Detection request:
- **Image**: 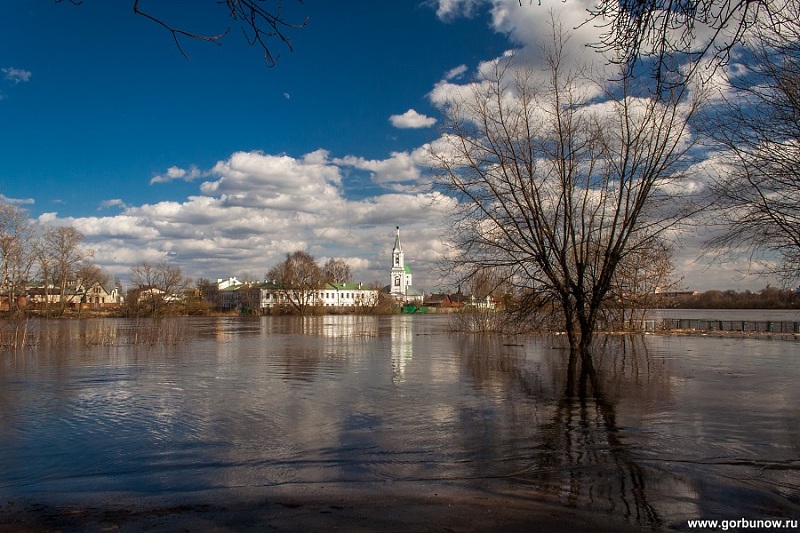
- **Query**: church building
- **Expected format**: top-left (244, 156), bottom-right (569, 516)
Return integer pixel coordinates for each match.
top-left (388, 226), bottom-right (424, 302)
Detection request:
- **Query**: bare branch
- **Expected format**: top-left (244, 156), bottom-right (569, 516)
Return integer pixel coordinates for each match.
top-left (58, 1), bottom-right (308, 66)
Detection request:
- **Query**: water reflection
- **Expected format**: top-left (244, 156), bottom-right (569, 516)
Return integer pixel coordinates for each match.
top-left (0, 317), bottom-right (797, 529)
top-left (391, 316), bottom-right (414, 384)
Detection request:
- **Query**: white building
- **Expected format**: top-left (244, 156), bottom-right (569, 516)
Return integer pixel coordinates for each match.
top-left (388, 226), bottom-right (424, 303)
top-left (231, 281), bottom-right (379, 313)
top-left (318, 282), bottom-right (379, 308)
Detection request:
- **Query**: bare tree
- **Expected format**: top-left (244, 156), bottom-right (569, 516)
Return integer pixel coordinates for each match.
top-left (430, 27), bottom-right (700, 355)
top-left (130, 260), bottom-right (191, 316)
top-left (602, 237), bottom-right (678, 330)
top-left (323, 258), bottom-right (352, 284)
top-left (43, 226), bottom-right (92, 314)
top-left (31, 231), bottom-right (56, 315)
top-left (703, 7), bottom-right (800, 283)
top-left (267, 250), bottom-right (323, 315)
top-left (56, 0), bottom-right (307, 66)
top-left (0, 203), bottom-right (35, 315)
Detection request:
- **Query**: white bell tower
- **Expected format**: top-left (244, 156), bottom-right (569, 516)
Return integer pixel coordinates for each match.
top-left (390, 226), bottom-right (412, 297)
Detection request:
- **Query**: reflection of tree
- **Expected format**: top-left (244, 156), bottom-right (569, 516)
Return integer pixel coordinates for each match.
top-left (459, 334), bottom-right (683, 529)
top-left (547, 346), bottom-right (660, 525)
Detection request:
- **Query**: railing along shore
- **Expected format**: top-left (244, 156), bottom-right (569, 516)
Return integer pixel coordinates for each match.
top-left (633, 318), bottom-right (800, 334)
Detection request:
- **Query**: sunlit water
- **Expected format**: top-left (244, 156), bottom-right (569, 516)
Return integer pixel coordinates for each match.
top-left (0, 315), bottom-right (798, 529)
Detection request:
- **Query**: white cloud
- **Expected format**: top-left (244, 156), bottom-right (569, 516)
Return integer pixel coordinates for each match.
top-left (2, 67), bottom-right (32, 84)
top-left (334, 146), bottom-right (433, 188)
top-left (0, 194), bottom-right (34, 206)
top-left (43, 150), bottom-right (453, 289)
top-left (430, 0), bottom-right (484, 20)
top-left (444, 64), bottom-right (468, 81)
top-left (150, 165), bottom-right (204, 184)
top-left (99, 198), bottom-right (127, 210)
top-left (389, 109), bottom-right (437, 129)
top-left (201, 149), bottom-right (343, 213)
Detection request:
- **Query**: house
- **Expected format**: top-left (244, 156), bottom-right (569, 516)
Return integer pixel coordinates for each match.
top-left (233, 280), bottom-right (380, 314)
top-left (218, 283), bottom-right (245, 310)
top-left (26, 280), bottom-right (123, 310)
top-left (136, 286), bottom-right (165, 302)
top-left (318, 282), bottom-right (379, 308)
top-left (424, 293), bottom-right (454, 308)
top-left (217, 277), bottom-right (242, 290)
top-left (26, 286), bottom-right (64, 308)
top-left (80, 281), bottom-right (124, 308)
top-left (0, 293), bottom-right (27, 312)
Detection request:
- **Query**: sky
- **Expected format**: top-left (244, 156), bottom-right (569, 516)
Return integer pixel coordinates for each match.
top-left (0, 0), bottom-right (777, 292)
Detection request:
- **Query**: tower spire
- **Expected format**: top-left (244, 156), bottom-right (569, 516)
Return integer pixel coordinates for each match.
top-left (393, 225), bottom-right (402, 252)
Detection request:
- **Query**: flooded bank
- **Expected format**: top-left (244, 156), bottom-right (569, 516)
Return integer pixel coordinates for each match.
top-left (0, 316), bottom-right (797, 530)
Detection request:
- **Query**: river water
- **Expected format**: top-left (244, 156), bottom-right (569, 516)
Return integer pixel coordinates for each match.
top-left (0, 315), bottom-right (797, 530)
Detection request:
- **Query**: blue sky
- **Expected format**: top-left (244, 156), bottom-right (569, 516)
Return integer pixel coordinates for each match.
top-left (0, 1), bottom-right (775, 291)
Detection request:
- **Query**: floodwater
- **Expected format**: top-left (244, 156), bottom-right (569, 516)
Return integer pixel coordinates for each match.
top-left (0, 315), bottom-right (798, 530)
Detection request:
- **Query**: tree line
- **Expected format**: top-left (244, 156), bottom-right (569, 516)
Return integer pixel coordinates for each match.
top-left (0, 206), bottom-right (384, 318)
top-left (658, 287), bottom-right (800, 310)
top-left (123, 250), bottom-right (390, 318)
top-left (0, 203), bottom-right (106, 316)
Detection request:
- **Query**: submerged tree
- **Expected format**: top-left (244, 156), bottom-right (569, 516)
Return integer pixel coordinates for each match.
top-left (430, 25), bottom-right (701, 355)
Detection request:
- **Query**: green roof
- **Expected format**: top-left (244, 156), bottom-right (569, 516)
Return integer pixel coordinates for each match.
top-left (403, 265), bottom-right (412, 274)
top-left (326, 282), bottom-right (371, 290)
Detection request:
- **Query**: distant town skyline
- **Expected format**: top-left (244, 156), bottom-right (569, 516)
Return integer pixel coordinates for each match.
top-left (0, 1), bottom-right (780, 291)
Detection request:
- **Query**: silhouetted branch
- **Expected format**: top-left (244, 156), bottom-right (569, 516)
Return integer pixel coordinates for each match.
top-left (60, 0), bottom-right (307, 66)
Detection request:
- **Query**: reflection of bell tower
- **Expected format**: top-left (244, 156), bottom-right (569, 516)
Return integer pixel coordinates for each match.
top-left (390, 226), bottom-right (412, 297)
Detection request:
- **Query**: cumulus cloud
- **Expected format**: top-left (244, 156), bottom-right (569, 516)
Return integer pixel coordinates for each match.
top-left (45, 150), bottom-right (453, 288)
top-left (201, 149), bottom-right (343, 213)
top-left (389, 109), bottom-right (437, 129)
top-left (334, 146), bottom-right (433, 189)
top-left (428, 0), bottom-right (611, 103)
top-left (2, 67), bottom-right (32, 84)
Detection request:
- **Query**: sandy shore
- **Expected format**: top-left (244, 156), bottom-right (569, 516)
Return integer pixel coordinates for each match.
top-left (0, 483), bottom-right (653, 532)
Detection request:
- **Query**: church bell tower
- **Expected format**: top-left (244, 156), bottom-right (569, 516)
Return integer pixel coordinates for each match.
top-left (390, 226), bottom-right (412, 297)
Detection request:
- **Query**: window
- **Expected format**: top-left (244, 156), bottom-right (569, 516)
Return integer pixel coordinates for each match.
top-left (394, 276), bottom-right (400, 287)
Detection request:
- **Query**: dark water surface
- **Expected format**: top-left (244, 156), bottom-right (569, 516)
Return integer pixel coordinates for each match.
top-left (0, 316), bottom-right (798, 529)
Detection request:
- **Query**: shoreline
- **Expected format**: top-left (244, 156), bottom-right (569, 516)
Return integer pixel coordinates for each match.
top-left (0, 483), bottom-right (656, 532)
